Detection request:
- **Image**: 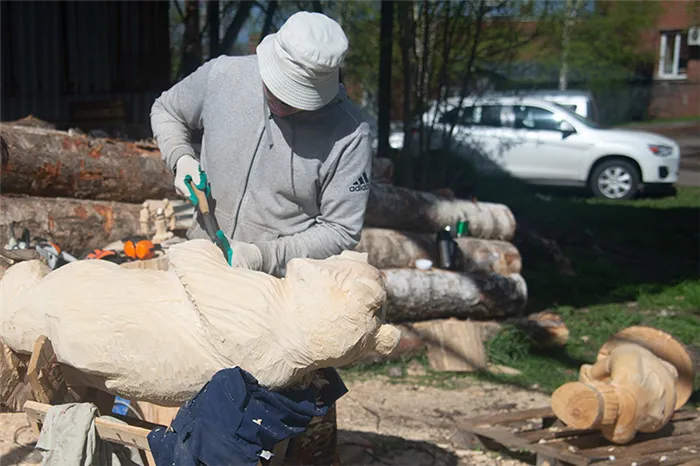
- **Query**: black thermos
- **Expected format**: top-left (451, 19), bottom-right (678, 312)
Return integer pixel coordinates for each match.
top-left (436, 226), bottom-right (455, 270)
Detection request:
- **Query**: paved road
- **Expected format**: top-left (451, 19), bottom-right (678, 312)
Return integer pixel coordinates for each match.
top-left (677, 134), bottom-right (700, 187)
top-left (628, 121), bottom-right (700, 187)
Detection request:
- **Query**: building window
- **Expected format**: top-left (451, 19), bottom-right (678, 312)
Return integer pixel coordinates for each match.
top-left (658, 30), bottom-right (689, 79)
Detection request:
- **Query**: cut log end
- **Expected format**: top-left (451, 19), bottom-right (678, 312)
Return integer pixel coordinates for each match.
top-left (551, 382), bottom-right (605, 429)
top-left (551, 381), bottom-right (619, 430)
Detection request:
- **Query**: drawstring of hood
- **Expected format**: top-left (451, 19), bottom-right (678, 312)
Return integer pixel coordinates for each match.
top-left (262, 92), bottom-right (274, 150)
top-left (290, 118), bottom-right (298, 202)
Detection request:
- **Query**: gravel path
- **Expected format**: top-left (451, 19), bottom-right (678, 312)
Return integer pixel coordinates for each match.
top-left (1, 376), bottom-right (549, 466)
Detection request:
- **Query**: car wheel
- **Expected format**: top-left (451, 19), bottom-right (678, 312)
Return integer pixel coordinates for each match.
top-left (590, 159), bottom-right (640, 200)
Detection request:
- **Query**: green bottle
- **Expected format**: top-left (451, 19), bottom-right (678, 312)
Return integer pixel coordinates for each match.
top-left (456, 220), bottom-right (469, 237)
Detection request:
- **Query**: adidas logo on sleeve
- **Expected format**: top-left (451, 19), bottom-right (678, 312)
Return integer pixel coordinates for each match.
top-left (349, 171), bottom-right (370, 192)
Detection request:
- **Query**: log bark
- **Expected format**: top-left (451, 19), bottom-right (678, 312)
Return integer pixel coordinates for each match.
top-left (381, 268), bottom-right (527, 322)
top-left (365, 182), bottom-right (517, 240)
top-left (0, 195), bottom-right (142, 257)
top-left (355, 227), bottom-right (521, 275)
top-left (0, 124), bottom-right (176, 202)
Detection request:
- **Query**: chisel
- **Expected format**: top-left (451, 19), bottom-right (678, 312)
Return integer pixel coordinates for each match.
top-left (184, 169), bottom-right (233, 265)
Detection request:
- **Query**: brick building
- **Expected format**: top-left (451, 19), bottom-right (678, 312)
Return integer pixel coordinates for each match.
top-left (647, 0), bottom-right (700, 119)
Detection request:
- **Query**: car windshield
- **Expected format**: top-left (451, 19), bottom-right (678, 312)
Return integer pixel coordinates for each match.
top-left (552, 102), bottom-right (601, 128)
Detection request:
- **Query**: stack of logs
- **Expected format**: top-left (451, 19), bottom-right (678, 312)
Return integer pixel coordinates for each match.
top-left (1, 121), bottom-right (529, 369)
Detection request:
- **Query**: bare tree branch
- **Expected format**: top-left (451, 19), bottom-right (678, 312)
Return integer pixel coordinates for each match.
top-left (259, 0), bottom-right (278, 43)
top-left (172, 0), bottom-right (185, 21)
top-left (219, 1), bottom-right (255, 55)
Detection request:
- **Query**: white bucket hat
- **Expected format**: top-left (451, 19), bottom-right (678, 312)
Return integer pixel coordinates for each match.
top-left (256, 11), bottom-right (349, 112)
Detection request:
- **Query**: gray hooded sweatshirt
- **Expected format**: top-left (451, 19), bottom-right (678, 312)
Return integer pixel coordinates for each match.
top-left (150, 55), bottom-right (372, 277)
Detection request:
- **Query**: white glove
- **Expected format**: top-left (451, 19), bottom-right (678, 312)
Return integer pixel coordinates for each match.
top-left (228, 241), bottom-right (263, 271)
top-left (174, 154), bottom-right (202, 197)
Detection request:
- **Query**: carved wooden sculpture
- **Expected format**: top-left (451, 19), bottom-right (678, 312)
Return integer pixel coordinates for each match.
top-left (0, 240), bottom-right (400, 405)
top-left (152, 207), bottom-right (174, 244)
top-left (551, 326), bottom-right (695, 444)
top-left (162, 198), bottom-right (176, 231)
top-left (139, 201), bottom-right (152, 236)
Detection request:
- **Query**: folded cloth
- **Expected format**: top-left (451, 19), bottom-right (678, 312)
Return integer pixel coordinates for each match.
top-left (35, 402), bottom-right (144, 466)
top-left (147, 367), bottom-right (347, 466)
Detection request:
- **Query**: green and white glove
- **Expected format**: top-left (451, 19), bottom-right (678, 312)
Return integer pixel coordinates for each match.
top-left (173, 154), bottom-right (202, 197)
top-left (228, 241), bottom-right (263, 271)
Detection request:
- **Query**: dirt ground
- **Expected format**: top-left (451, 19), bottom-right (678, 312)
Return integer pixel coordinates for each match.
top-left (0, 376), bottom-right (549, 466)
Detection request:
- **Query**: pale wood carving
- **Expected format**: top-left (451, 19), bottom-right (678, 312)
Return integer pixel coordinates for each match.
top-left (162, 198), bottom-right (176, 231)
top-left (551, 326), bottom-right (695, 444)
top-left (151, 207), bottom-right (174, 244)
top-left (0, 240), bottom-right (400, 406)
top-left (139, 201), bottom-right (152, 236)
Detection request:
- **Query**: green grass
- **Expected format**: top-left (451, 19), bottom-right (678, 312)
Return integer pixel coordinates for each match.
top-left (486, 281), bottom-right (700, 393)
top-left (342, 178), bottom-right (700, 406)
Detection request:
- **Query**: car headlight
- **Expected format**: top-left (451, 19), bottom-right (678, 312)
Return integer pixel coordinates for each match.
top-left (648, 144), bottom-right (673, 157)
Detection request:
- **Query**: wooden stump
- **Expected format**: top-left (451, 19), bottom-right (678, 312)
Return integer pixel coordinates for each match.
top-left (413, 319), bottom-right (487, 372)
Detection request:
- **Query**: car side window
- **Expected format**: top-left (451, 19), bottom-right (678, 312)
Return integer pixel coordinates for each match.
top-left (473, 105), bottom-right (503, 127)
top-left (439, 108), bottom-right (461, 126)
top-left (514, 105), bottom-right (561, 131)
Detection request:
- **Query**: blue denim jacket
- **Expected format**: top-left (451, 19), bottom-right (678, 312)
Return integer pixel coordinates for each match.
top-left (147, 367), bottom-right (347, 466)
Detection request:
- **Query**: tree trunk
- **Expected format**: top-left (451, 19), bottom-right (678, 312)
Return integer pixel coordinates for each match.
top-left (180, 0), bottom-right (202, 79)
top-left (382, 268), bottom-right (527, 322)
top-left (259, 0), bottom-right (278, 43)
top-left (397, 1), bottom-right (415, 187)
top-left (219, 1), bottom-right (254, 55)
top-left (355, 228), bottom-right (521, 275)
top-left (366, 182), bottom-right (517, 240)
top-left (208, 0), bottom-right (220, 57)
top-left (377, 0), bottom-right (394, 159)
top-left (0, 195), bottom-right (142, 257)
top-left (0, 124), bottom-right (176, 202)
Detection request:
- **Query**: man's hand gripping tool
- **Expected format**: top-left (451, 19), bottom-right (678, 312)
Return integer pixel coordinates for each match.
top-left (184, 168), bottom-right (233, 265)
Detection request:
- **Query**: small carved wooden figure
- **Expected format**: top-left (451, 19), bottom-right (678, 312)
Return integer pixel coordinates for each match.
top-left (551, 326), bottom-right (694, 444)
top-left (152, 207), bottom-right (174, 244)
top-left (162, 198), bottom-right (175, 231)
top-left (139, 202), bottom-right (151, 236)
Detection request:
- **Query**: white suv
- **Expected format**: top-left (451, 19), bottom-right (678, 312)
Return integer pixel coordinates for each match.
top-left (394, 96), bottom-right (680, 200)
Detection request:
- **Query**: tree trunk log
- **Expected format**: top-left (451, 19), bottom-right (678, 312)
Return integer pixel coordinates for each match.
top-left (381, 268), bottom-right (527, 322)
top-left (0, 124), bottom-right (176, 203)
top-left (365, 182), bottom-right (516, 240)
top-left (355, 227), bottom-right (521, 275)
top-left (0, 195), bottom-right (142, 257)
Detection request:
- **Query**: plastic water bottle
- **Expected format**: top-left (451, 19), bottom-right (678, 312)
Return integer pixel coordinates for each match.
top-left (112, 396), bottom-right (131, 416)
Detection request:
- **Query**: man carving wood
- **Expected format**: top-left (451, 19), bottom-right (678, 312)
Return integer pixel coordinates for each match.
top-left (150, 11), bottom-right (373, 277)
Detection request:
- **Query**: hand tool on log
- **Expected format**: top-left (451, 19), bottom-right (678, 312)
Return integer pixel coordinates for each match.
top-left (185, 168), bottom-right (233, 265)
